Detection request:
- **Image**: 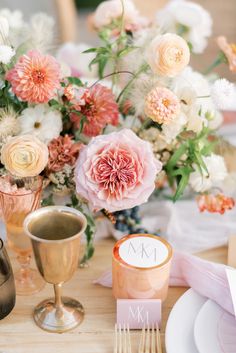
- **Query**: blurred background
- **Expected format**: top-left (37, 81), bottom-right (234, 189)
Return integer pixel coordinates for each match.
top-left (0, 0), bottom-right (235, 79)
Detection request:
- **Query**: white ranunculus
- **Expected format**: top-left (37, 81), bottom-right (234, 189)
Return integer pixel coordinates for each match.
top-left (0, 44), bottom-right (15, 64)
top-left (156, 0), bottom-right (212, 54)
top-left (0, 16), bottom-right (9, 42)
top-left (189, 154), bottom-right (228, 192)
top-left (19, 105), bottom-right (62, 144)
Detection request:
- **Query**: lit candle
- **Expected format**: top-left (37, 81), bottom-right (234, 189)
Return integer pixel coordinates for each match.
top-left (112, 234), bottom-right (172, 301)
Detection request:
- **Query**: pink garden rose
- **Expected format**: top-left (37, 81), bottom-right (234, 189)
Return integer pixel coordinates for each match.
top-left (75, 129), bottom-right (162, 212)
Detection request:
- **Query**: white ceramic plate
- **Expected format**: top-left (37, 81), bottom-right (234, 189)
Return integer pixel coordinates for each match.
top-left (194, 299), bottom-right (236, 353)
top-left (165, 289), bottom-right (206, 353)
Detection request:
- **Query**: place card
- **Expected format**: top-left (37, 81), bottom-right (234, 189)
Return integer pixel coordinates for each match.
top-left (226, 268), bottom-right (236, 317)
top-left (117, 299), bottom-right (162, 329)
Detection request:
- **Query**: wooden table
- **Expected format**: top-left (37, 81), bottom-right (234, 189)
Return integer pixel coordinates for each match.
top-left (0, 239), bottom-right (228, 353)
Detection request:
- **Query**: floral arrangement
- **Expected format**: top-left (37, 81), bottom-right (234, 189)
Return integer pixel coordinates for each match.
top-left (0, 1), bottom-right (235, 261)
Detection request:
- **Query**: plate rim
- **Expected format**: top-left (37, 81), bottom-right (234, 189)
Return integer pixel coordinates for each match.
top-left (165, 288), bottom-right (207, 353)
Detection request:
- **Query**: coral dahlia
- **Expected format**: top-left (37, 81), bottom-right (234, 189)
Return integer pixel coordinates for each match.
top-left (5, 50), bottom-right (61, 103)
top-left (70, 84), bottom-right (119, 137)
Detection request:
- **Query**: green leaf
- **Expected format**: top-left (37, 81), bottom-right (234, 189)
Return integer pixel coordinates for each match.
top-left (166, 143), bottom-right (188, 171)
top-left (41, 194), bottom-right (54, 207)
top-left (98, 56), bottom-right (108, 78)
top-left (177, 23), bottom-right (189, 36)
top-left (172, 166), bottom-right (192, 201)
top-left (67, 76), bottom-right (83, 86)
top-left (73, 115), bottom-right (87, 137)
top-left (83, 48), bottom-right (98, 53)
top-left (117, 46), bottom-right (137, 57)
top-left (49, 99), bottom-right (60, 108)
top-left (88, 56), bottom-right (101, 70)
top-left (201, 140), bottom-right (218, 156)
top-left (193, 150), bottom-right (208, 174)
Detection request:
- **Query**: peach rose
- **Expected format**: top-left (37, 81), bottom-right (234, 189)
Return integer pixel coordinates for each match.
top-left (217, 36), bottom-right (236, 73)
top-left (146, 33), bottom-right (190, 77)
top-left (1, 135), bottom-right (48, 177)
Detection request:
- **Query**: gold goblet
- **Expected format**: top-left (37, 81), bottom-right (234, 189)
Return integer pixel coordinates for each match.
top-left (23, 206), bottom-right (87, 333)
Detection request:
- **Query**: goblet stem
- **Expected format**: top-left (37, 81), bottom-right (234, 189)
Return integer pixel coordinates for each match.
top-left (54, 283), bottom-right (63, 308)
top-left (17, 255), bottom-right (31, 280)
top-left (54, 283), bottom-right (65, 320)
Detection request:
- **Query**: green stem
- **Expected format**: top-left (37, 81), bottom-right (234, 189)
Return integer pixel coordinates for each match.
top-left (120, 0), bottom-right (125, 34)
top-left (112, 0), bottom-right (125, 90)
top-left (89, 71), bottom-right (135, 88)
top-left (204, 52), bottom-right (227, 75)
top-left (116, 63), bottom-right (149, 103)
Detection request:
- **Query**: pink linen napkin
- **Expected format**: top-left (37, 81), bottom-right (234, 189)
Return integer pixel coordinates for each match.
top-left (94, 251), bottom-right (235, 316)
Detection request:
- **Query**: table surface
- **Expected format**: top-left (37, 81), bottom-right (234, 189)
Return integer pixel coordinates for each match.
top-left (0, 238), bottom-right (228, 353)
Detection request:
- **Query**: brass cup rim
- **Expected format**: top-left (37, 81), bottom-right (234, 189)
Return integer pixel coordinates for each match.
top-left (23, 205), bottom-right (87, 244)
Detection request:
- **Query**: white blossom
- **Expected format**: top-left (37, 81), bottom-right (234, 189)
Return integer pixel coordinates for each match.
top-left (156, 0), bottom-right (212, 53)
top-left (57, 42), bottom-right (97, 78)
top-left (19, 105), bottom-right (62, 144)
top-left (28, 13), bottom-right (55, 53)
top-left (0, 108), bottom-right (20, 140)
top-left (172, 67), bottom-right (222, 131)
top-left (93, 0), bottom-right (139, 29)
top-left (161, 113), bottom-right (187, 143)
top-left (211, 79), bottom-right (236, 110)
top-left (0, 9), bottom-right (23, 29)
top-left (0, 16), bottom-right (9, 43)
top-left (0, 8), bottom-right (28, 47)
top-left (189, 154), bottom-right (228, 192)
top-left (0, 44), bottom-right (15, 64)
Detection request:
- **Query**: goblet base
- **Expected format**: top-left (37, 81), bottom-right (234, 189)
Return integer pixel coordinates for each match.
top-left (15, 268), bottom-right (45, 296)
top-left (33, 296), bottom-right (84, 333)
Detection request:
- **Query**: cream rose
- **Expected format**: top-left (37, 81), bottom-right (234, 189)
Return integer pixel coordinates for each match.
top-left (146, 33), bottom-right (190, 77)
top-left (1, 135), bottom-right (49, 177)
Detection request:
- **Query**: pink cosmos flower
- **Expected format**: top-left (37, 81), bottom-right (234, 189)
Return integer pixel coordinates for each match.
top-left (5, 50), bottom-right (61, 103)
top-left (47, 135), bottom-right (82, 172)
top-left (75, 129), bottom-right (162, 212)
top-left (70, 84), bottom-right (119, 137)
top-left (144, 86), bottom-right (180, 124)
top-left (197, 193), bottom-right (235, 214)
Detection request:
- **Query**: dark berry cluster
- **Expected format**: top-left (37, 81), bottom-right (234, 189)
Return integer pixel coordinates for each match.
top-left (113, 206), bottom-right (149, 234)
